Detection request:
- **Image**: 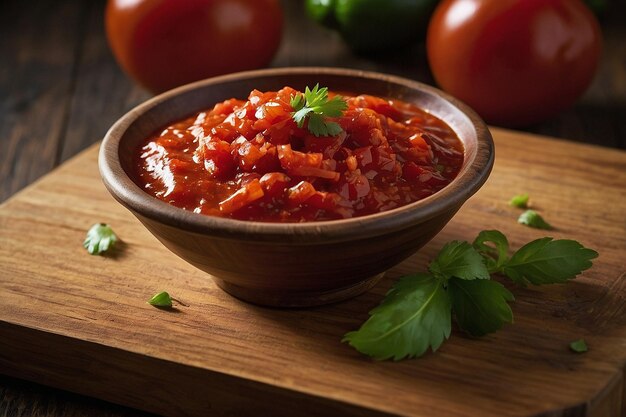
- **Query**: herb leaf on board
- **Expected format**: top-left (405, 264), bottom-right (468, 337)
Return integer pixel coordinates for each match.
top-left (343, 273), bottom-right (451, 360)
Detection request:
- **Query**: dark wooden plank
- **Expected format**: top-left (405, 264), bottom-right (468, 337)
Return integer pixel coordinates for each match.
top-left (0, 0), bottom-right (88, 201)
top-left (0, 375), bottom-right (155, 417)
top-left (59, 1), bottom-right (150, 163)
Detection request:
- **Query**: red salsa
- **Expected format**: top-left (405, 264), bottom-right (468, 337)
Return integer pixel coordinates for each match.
top-left (135, 87), bottom-right (464, 222)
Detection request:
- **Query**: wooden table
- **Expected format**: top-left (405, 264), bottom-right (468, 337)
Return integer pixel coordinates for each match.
top-left (1, 0), bottom-right (624, 416)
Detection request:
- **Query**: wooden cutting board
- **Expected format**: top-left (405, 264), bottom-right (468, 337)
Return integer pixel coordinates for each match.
top-left (1, 128), bottom-right (625, 417)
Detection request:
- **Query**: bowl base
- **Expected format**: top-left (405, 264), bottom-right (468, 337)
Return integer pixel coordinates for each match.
top-left (212, 273), bottom-right (386, 308)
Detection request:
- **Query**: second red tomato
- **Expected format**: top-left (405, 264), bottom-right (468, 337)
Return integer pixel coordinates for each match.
top-left (427, 0), bottom-right (602, 127)
top-left (106, 0), bottom-right (283, 93)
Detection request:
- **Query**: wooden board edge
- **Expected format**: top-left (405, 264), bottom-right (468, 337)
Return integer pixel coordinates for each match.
top-left (489, 127), bottom-right (626, 154)
top-left (588, 370), bottom-right (624, 417)
top-left (0, 321), bottom-right (395, 417)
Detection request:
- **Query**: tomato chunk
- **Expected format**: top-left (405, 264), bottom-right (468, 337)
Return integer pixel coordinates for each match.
top-left (219, 179), bottom-right (264, 215)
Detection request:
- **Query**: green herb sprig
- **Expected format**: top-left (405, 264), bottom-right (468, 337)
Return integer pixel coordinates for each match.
top-left (343, 230), bottom-right (597, 360)
top-left (83, 223), bottom-right (118, 255)
top-left (518, 209), bottom-right (553, 230)
top-left (510, 194), bottom-right (529, 208)
top-left (291, 84), bottom-right (348, 137)
top-left (569, 338), bottom-right (588, 353)
top-left (148, 291), bottom-right (173, 308)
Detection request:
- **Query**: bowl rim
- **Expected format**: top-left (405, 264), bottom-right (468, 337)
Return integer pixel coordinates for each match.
top-left (99, 67), bottom-right (494, 243)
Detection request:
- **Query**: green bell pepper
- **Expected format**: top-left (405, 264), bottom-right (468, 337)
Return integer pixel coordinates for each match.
top-left (582, 0), bottom-right (610, 17)
top-left (306, 0), bottom-right (440, 52)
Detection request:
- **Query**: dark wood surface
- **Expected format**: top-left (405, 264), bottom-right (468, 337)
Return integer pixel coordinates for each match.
top-left (1, 131), bottom-right (625, 417)
top-left (0, 0), bottom-right (624, 416)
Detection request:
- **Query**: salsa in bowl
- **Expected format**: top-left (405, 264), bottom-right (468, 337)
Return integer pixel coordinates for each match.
top-left (136, 87), bottom-right (464, 222)
top-left (100, 68), bottom-right (493, 307)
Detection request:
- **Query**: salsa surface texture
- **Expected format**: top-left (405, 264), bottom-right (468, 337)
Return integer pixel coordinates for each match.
top-left (135, 87), bottom-right (463, 222)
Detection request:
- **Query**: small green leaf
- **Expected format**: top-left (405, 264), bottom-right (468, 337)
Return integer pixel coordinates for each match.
top-left (317, 95), bottom-right (349, 117)
top-left (290, 93), bottom-right (305, 111)
top-left (510, 194), bottom-right (529, 208)
top-left (307, 113), bottom-right (327, 136)
top-left (292, 107), bottom-right (313, 127)
top-left (428, 241), bottom-right (490, 281)
top-left (291, 84), bottom-right (348, 137)
top-left (502, 238), bottom-right (598, 286)
top-left (343, 273), bottom-right (451, 360)
top-left (473, 230), bottom-right (510, 273)
top-left (324, 121), bottom-right (343, 136)
top-left (449, 278), bottom-right (514, 336)
top-left (518, 210), bottom-right (553, 229)
top-left (569, 339), bottom-right (588, 353)
top-left (148, 291), bottom-right (173, 308)
top-left (83, 223), bottom-right (118, 255)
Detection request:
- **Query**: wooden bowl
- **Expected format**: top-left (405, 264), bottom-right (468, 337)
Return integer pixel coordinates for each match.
top-left (99, 67), bottom-right (494, 307)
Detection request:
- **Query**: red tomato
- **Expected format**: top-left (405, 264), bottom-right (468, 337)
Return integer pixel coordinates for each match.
top-left (426, 0), bottom-right (602, 127)
top-left (106, 0), bottom-right (283, 93)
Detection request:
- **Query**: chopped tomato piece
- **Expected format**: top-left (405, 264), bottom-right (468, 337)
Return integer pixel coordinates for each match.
top-left (304, 132), bottom-right (346, 158)
top-left (350, 95), bottom-right (403, 121)
top-left (346, 155), bottom-right (358, 171)
top-left (196, 140), bottom-right (235, 180)
top-left (287, 181), bottom-right (317, 206)
top-left (168, 158), bottom-right (196, 174)
top-left (260, 172), bottom-right (290, 198)
top-left (219, 179), bottom-right (264, 214)
top-left (306, 191), bottom-right (343, 211)
top-left (289, 166), bottom-right (340, 181)
top-left (277, 144), bottom-right (323, 171)
top-left (338, 170), bottom-right (371, 200)
top-left (212, 99), bottom-right (245, 115)
top-left (265, 118), bottom-right (298, 145)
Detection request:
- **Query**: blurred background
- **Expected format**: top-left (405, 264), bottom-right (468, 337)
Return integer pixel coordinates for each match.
top-left (1, 0), bottom-right (625, 205)
top-left (0, 0), bottom-right (625, 415)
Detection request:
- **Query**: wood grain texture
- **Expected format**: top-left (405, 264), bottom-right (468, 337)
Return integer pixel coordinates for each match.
top-left (0, 374), bottom-right (155, 417)
top-left (0, 0), bottom-right (87, 202)
top-left (1, 129), bottom-right (625, 417)
top-left (59, 1), bottom-right (149, 163)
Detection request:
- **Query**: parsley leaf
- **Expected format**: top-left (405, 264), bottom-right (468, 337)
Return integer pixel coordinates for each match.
top-left (290, 92), bottom-right (305, 111)
top-left (428, 241), bottom-right (490, 281)
top-left (344, 231), bottom-right (597, 361)
top-left (307, 113), bottom-right (343, 137)
top-left (449, 278), bottom-right (514, 336)
top-left (501, 237), bottom-right (598, 285)
top-left (343, 273), bottom-right (451, 360)
top-left (83, 223), bottom-right (118, 255)
top-left (148, 291), bottom-right (173, 308)
top-left (473, 230), bottom-right (510, 273)
top-left (569, 338), bottom-right (588, 353)
top-left (510, 194), bottom-right (529, 208)
top-left (290, 84), bottom-right (348, 137)
top-left (518, 209), bottom-right (553, 229)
